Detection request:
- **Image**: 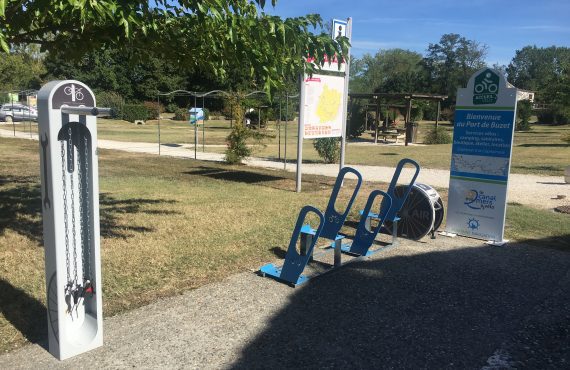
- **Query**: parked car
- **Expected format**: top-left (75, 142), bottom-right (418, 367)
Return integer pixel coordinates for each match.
top-left (0, 103), bottom-right (38, 122)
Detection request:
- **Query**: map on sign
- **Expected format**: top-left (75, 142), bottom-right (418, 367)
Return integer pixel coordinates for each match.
top-left (316, 85), bottom-right (342, 122)
top-left (303, 74), bottom-right (344, 139)
top-left (451, 154), bottom-right (509, 178)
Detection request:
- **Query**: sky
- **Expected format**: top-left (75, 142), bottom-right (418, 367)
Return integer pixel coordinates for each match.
top-left (266, 0), bottom-right (570, 66)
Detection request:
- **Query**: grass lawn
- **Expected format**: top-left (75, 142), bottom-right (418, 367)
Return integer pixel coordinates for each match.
top-left (1, 137), bottom-right (569, 353)
top-left (6, 118), bottom-right (569, 176)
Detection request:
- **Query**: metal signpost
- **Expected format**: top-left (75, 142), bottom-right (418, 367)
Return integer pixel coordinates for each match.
top-left (444, 69), bottom-right (518, 245)
top-left (296, 17), bottom-right (352, 192)
top-left (38, 80), bottom-right (108, 360)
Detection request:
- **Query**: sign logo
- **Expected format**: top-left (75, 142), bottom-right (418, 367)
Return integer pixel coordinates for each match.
top-left (464, 189), bottom-right (496, 210)
top-left (467, 218), bottom-right (480, 230)
top-left (473, 69), bottom-right (499, 105)
top-left (332, 19), bottom-right (347, 40)
top-left (64, 84), bottom-right (84, 102)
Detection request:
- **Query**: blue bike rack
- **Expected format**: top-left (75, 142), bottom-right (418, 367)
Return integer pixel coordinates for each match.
top-left (342, 190), bottom-right (393, 257)
top-left (361, 158), bottom-right (420, 248)
top-left (318, 166), bottom-right (362, 240)
top-left (259, 167), bottom-right (362, 287)
top-left (298, 166), bottom-right (362, 271)
top-left (259, 206), bottom-right (325, 286)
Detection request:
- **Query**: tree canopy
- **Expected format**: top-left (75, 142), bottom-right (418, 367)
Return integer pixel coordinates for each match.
top-left (423, 33), bottom-right (487, 98)
top-left (506, 46), bottom-right (570, 102)
top-left (351, 49), bottom-right (425, 94)
top-left (0, 0), bottom-right (347, 93)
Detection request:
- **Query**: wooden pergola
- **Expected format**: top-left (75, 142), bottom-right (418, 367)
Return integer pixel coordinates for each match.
top-left (349, 92), bottom-right (448, 146)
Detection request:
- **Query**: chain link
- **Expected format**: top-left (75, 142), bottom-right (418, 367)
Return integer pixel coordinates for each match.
top-left (60, 140), bottom-right (71, 285)
top-left (83, 136), bottom-right (92, 282)
top-left (68, 126), bottom-right (79, 286)
top-left (77, 133), bottom-right (85, 282)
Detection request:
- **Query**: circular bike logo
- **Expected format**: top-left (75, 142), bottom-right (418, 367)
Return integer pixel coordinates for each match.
top-left (64, 84), bottom-right (85, 102)
top-left (51, 82), bottom-right (94, 109)
top-left (473, 69), bottom-right (499, 105)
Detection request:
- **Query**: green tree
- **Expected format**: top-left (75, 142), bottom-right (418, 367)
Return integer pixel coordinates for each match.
top-left (423, 33), bottom-right (487, 98)
top-left (516, 100), bottom-right (532, 131)
top-left (313, 137), bottom-right (340, 163)
top-left (43, 47), bottom-right (189, 102)
top-left (350, 49), bottom-right (426, 94)
top-left (0, 45), bottom-right (45, 91)
top-left (506, 46), bottom-right (570, 104)
top-left (0, 1), bottom-right (347, 94)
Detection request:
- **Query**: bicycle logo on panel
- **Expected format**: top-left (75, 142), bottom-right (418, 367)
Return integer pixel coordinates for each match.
top-left (474, 72), bottom-right (498, 94)
top-left (473, 69), bottom-right (500, 105)
top-left (64, 84), bottom-right (85, 102)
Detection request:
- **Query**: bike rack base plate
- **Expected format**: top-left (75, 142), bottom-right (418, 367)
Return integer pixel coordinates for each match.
top-left (259, 263), bottom-right (309, 287)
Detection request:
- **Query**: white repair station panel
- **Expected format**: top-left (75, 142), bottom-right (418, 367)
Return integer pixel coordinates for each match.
top-left (38, 80), bottom-right (109, 360)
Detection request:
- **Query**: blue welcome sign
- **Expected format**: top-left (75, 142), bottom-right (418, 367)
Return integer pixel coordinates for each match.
top-left (446, 68), bottom-right (518, 243)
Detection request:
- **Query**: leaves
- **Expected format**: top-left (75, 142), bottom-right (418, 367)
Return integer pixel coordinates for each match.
top-left (0, 0), bottom-right (346, 95)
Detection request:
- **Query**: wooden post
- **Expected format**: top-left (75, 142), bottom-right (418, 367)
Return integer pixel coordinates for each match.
top-left (435, 100), bottom-right (441, 129)
top-left (405, 97), bottom-right (412, 146)
top-left (374, 98), bottom-right (380, 144)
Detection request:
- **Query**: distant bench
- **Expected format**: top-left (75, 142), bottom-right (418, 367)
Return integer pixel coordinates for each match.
top-left (376, 131), bottom-right (405, 143)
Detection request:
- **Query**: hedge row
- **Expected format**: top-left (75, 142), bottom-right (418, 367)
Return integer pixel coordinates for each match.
top-left (121, 104), bottom-right (149, 122)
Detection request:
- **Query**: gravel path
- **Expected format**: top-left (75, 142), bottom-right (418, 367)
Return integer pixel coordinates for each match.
top-left (2, 127), bottom-right (568, 210)
top-left (1, 236), bottom-right (569, 369)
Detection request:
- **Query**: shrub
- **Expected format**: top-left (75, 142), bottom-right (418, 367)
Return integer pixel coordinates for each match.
top-left (225, 93), bottom-right (250, 164)
top-left (348, 100), bottom-right (366, 138)
top-left (424, 127), bottom-right (452, 144)
top-left (422, 103), bottom-right (439, 121)
top-left (96, 91), bottom-right (124, 119)
top-left (411, 106), bottom-right (423, 121)
top-left (208, 110), bottom-right (223, 119)
top-left (121, 104), bottom-right (148, 122)
top-left (245, 110), bottom-right (266, 128)
top-left (225, 124), bottom-right (252, 164)
top-left (440, 107), bottom-right (455, 124)
top-left (166, 103), bottom-right (178, 113)
top-left (313, 137), bottom-right (341, 163)
top-left (278, 107), bottom-right (296, 121)
top-left (537, 106), bottom-right (570, 125)
top-left (143, 101), bottom-right (161, 120)
top-left (516, 99), bottom-right (532, 131)
top-left (173, 108), bottom-right (189, 121)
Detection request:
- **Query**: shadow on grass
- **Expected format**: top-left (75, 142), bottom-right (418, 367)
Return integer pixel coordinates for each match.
top-left (0, 176), bottom-right (179, 244)
top-left (235, 239), bottom-right (570, 368)
top-left (262, 156), bottom-right (325, 165)
top-left (536, 181), bottom-right (568, 185)
top-left (516, 234), bottom-right (570, 252)
top-left (0, 280), bottom-right (48, 350)
top-left (184, 166), bottom-right (285, 184)
top-left (517, 143), bottom-right (569, 148)
top-left (511, 165), bottom-right (561, 173)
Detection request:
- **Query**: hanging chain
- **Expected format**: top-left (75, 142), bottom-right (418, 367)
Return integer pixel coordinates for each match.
top-left (77, 135), bottom-right (85, 280)
top-left (68, 126), bottom-right (79, 288)
top-left (83, 136), bottom-right (92, 283)
top-left (60, 140), bottom-right (71, 285)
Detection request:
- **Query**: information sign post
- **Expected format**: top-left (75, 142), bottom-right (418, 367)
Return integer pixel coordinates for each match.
top-left (295, 18), bottom-right (351, 192)
top-left (445, 69), bottom-right (518, 244)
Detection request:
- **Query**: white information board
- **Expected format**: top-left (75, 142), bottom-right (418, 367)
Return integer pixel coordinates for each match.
top-left (302, 74), bottom-right (345, 139)
top-left (445, 68), bottom-right (518, 242)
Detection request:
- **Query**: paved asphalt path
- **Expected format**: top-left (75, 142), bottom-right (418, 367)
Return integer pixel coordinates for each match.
top-left (1, 235), bottom-right (569, 369)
